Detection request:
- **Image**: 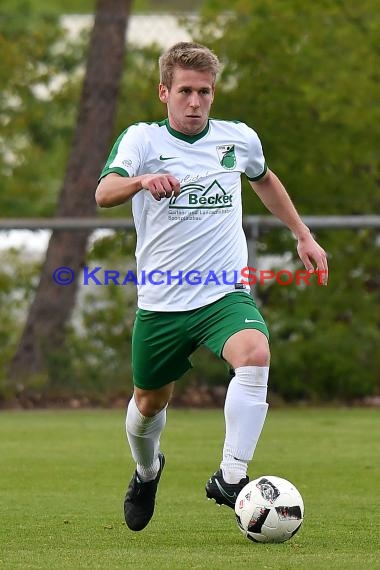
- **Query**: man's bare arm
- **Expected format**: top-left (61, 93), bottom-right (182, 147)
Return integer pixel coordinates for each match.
top-left (95, 172), bottom-right (181, 208)
top-left (250, 169), bottom-right (328, 284)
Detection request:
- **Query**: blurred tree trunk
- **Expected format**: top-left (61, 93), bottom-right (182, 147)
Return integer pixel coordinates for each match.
top-left (9, 0), bottom-right (132, 385)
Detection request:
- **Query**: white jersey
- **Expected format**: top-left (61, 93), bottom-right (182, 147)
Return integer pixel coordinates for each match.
top-left (100, 118), bottom-right (267, 311)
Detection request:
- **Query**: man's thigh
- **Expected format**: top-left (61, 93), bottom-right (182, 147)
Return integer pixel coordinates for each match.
top-left (188, 292), bottom-right (269, 358)
top-left (132, 309), bottom-right (195, 390)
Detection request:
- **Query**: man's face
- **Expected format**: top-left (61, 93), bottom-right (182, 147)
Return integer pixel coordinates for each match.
top-left (159, 67), bottom-right (215, 135)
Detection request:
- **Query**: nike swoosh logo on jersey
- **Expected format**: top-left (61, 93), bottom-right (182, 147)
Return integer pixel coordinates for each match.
top-left (215, 480), bottom-right (237, 502)
top-left (159, 155), bottom-right (177, 160)
top-left (245, 318), bottom-right (264, 324)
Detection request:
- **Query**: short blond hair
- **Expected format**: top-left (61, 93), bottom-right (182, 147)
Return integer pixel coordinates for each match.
top-left (159, 42), bottom-right (220, 89)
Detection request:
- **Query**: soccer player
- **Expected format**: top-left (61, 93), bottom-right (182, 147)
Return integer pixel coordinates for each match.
top-left (95, 42), bottom-right (328, 531)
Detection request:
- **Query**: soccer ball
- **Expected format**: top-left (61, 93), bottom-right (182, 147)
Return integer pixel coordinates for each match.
top-left (234, 475), bottom-right (304, 543)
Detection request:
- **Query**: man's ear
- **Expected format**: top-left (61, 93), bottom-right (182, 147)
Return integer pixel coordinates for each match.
top-left (159, 83), bottom-right (169, 103)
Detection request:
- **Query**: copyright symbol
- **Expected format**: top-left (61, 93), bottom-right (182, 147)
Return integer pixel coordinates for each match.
top-left (53, 267), bottom-right (75, 285)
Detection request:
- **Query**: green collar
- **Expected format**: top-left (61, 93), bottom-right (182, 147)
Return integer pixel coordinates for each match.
top-left (165, 118), bottom-right (210, 144)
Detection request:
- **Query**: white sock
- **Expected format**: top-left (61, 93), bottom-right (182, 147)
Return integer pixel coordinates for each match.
top-left (221, 366), bottom-right (269, 484)
top-left (126, 396), bottom-right (166, 482)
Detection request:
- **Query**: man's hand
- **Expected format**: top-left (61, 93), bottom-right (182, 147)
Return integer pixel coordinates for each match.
top-left (141, 173), bottom-right (181, 201)
top-left (297, 232), bottom-right (329, 285)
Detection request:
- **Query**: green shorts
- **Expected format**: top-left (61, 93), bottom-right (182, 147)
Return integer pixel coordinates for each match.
top-left (132, 291), bottom-right (269, 390)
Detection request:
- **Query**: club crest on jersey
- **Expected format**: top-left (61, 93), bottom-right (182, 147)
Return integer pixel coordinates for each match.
top-left (216, 144), bottom-right (236, 170)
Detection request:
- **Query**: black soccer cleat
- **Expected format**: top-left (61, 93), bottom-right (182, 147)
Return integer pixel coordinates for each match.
top-left (124, 452), bottom-right (165, 531)
top-left (205, 469), bottom-right (249, 509)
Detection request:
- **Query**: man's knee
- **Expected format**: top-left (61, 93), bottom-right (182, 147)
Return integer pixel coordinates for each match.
top-left (134, 385), bottom-right (173, 417)
top-left (223, 329), bottom-right (270, 368)
top-left (229, 346), bottom-right (270, 368)
top-left (240, 343), bottom-right (270, 367)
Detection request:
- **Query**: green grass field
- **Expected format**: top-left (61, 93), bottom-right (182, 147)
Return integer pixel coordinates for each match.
top-left (0, 408), bottom-right (379, 569)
